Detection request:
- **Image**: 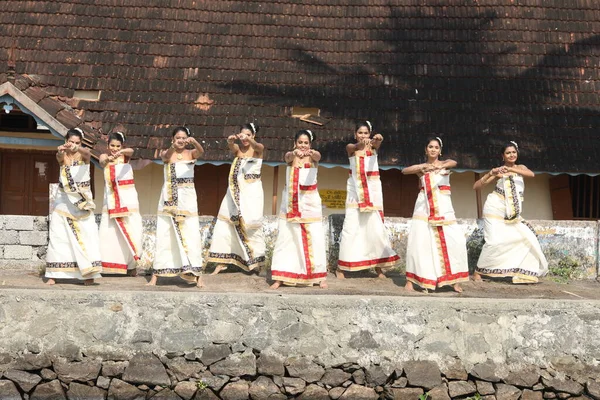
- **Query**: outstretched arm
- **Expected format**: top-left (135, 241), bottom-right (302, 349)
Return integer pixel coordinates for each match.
top-left (188, 137), bottom-right (205, 159)
top-left (227, 135), bottom-right (240, 155)
top-left (371, 134), bottom-right (383, 150)
top-left (508, 164), bottom-right (535, 178)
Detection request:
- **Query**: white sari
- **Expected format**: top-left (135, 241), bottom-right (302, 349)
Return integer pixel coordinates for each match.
top-left (405, 170), bottom-right (469, 289)
top-left (153, 161), bottom-right (203, 280)
top-left (208, 157), bottom-right (265, 270)
top-left (46, 162), bottom-right (102, 280)
top-left (271, 164), bottom-right (327, 285)
top-left (476, 174), bottom-right (548, 283)
top-left (99, 161), bottom-right (143, 274)
top-left (338, 151), bottom-right (399, 271)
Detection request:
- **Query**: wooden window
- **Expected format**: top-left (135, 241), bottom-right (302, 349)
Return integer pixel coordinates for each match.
top-left (569, 175), bottom-right (600, 220)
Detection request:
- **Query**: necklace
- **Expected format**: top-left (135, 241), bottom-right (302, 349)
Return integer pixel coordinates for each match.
top-left (177, 153), bottom-right (183, 160)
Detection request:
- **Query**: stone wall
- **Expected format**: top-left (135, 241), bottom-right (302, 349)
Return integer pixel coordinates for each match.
top-left (1, 214), bottom-right (598, 279)
top-left (0, 290), bottom-right (599, 399)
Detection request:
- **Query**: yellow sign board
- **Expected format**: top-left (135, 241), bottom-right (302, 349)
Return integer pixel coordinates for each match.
top-left (319, 189), bottom-right (347, 209)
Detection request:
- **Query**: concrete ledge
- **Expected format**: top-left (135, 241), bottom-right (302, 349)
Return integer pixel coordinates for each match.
top-left (0, 289), bottom-right (599, 372)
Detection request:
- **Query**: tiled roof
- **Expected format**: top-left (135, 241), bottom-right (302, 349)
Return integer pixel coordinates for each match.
top-left (0, 1), bottom-right (599, 172)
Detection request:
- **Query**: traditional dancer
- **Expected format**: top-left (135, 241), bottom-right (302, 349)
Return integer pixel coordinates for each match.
top-left (148, 127), bottom-right (205, 287)
top-left (46, 128), bottom-right (101, 285)
top-left (403, 137), bottom-right (469, 292)
top-left (270, 130), bottom-right (327, 289)
top-left (98, 132), bottom-right (142, 276)
top-left (207, 123), bottom-right (265, 274)
top-left (337, 121), bottom-right (399, 278)
top-left (474, 141), bottom-right (548, 283)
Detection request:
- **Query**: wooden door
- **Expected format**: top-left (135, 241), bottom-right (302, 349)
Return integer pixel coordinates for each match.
top-left (549, 175), bottom-right (574, 220)
top-left (0, 151), bottom-right (59, 216)
top-left (380, 169), bottom-right (419, 217)
top-left (194, 164), bottom-right (230, 216)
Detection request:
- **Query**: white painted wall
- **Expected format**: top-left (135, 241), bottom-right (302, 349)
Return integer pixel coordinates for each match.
top-left (92, 163), bottom-right (554, 220)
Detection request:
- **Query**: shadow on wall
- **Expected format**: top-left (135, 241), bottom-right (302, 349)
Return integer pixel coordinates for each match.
top-left (219, 6), bottom-right (600, 172)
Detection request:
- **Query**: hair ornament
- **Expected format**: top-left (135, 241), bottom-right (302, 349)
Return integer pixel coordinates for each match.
top-left (74, 127), bottom-right (84, 139)
top-left (365, 120), bottom-right (372, 132)
top-left (436, 136), bottom-right (443, 148)
top-left (115, 131), bottom-right (125, 142)
top-left (184, 127), bottom-right (191, 136)
top-left (248, 122), bottom-right (256, 135)
top-left (305, 129), bottom-right (313, 141)
top-left (509, 140), bottom-right (519, 150)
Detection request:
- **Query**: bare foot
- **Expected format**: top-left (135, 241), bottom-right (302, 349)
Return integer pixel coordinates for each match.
top-left (146, 274), bottom-right (157, 286)
top-left (453, 283), bottom-right (463, 293)
top-left (211, 264), bottom-right (228, 275)
top-left (269, 281), bottom-right (282, 289)
top-left (83, 279), bottom-right (94, 286)
top-left (335, 270), bottom-right (345, 279)
top-left (319, 281), bottom-right (328, 289)
top-left (472, 272), bottom-right (482, 282)
top-left (46, 278), bottom-right (56, 285)
top-left (375, 267), bottom-right (386, 278)
top-left (404, 281), bottom-right (415, 291)
top-left (196, 276), bottom-right (204, 288)
top-left (128, 269), bottom-right (138, 277)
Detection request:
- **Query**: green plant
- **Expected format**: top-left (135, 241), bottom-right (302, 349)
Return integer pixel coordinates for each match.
top-left (418, 392), bottom-right (430, 400)
top-left (196, 380), bottom-right (208, 391)
top-left (465, 393), bottom-right (482, 400)
top-left (548, 255), bottom-right (581, 283)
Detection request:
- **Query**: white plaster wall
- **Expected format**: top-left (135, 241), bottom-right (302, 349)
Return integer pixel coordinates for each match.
top-left (93, 164), bottom-right (553, 220)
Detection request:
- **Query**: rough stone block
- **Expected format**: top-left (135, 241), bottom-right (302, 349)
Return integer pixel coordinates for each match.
top-left (4, 216), bottom-right (34, 231)
top-left (365, 365), bottom-right (392, 387)
top-left (54, 358), bottom-right (101, 384)
top-left (19, 231), bottom-right (48, 246)
top-left (30, 379), bottom-right (66, 400)
top-left (67, 382), bottom-right (106, 400)
top-left (321, 369), bottom-right (352, 387)
top-left (166, 358), bottom-right (204, 381)
top-left (33, 217), bottom-right (49, 232)
top-left (4, 369), bottom-right (42, 393)
top-left (298, 383), bottom-right (330, 400)
top-left (174, 381), bottom-right (198, 400)
top-left (442, 361), bottom-right (468, 380)
top-left (286, 357), bottom-right (325, 383)
top-left (101, 361), bottom-right (128, 377)
top-left (194, 388), bottom-right (220, 400)
top-left (404, 360), bottom-right (442, 390)
top-left (199, 344), bottom-right (230, 366)
top-left (283, 377), bottom-right (306, 395)
top-left (198, 371), bottom-right (229, 391)
top-left (522, 389), bottom-right (544, 400)
top-left (248, 376), bottom-right (281, 400)
top-left (477, 380), bottom-right (496, 395)
top-left (107, 378), bottom-right (144, 399)
top-left (587, 380), bottom-right (600, 399)
top-left (257, 353), bottom-right (284, 376)
top-left (0, 380), bottom-right (21, 400)
top-left (429, 384), bottom-right (451, 400)
top-left (220, 381), bottom-right (250, 400)
top-left (97, 376), bottom-right (111, 389)
top-left (122, 354), bottom-right (170, 387)
top-left (388, 387), bottom-right (423, 400)
top-left (496, 383), bottom-right (522, 400)
top-left (14, 354), bottom-right (52, 371)
top-left (505, 366), bottom-right (541, 388)
top-left (210, 350), bottom-right (256, 377)
top-left (0, 231), bottom-right (18, 245)
top-left (41, 368), bottom-right (57, 381)
top-left (543, 378), bottom-right (585, 396)
top-left (448, 381), bottom-right (476, 398)
top-left (3, 245), bottom-right (32, 259)
top-left (471, 360), bottom-right (504, 382)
